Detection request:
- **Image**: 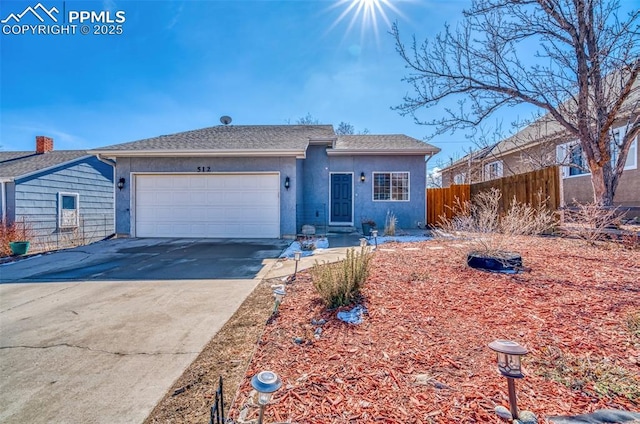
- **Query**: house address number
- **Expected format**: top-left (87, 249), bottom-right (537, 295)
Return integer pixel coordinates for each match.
top-left (197, 166), bottom-right (211, 172)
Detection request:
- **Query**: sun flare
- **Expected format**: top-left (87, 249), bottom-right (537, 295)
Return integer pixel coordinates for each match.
top-left (328, 0), bottom-right (405, 41)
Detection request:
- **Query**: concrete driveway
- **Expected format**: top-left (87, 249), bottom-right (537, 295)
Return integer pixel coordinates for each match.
top-left (0, 238), bottom-right (288, 424)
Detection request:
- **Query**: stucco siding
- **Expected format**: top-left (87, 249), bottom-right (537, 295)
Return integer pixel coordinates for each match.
top-left (302, 153), bottom-right (427, 231)
top-left (117, 156), bottom-right (297, 238)
top-left (13, 157), bottom-right (114, 249)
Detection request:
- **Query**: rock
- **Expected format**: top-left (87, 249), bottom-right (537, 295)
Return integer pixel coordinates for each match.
top-left (311, 318), bottom-right (327, 326)
top-left (301, 225), bottom-right (316, 235)
top-left (293, 337), bottom-right (304, 344)
top-left (518, 410), bottom-right (538, 424)
top-left (495, 405), bottom-right (513, 421)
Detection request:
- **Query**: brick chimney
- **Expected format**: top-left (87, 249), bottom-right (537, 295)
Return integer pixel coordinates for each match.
top-left (36, 136), bottom-right (54, 154)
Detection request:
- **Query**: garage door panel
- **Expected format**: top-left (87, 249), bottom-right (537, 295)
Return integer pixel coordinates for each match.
top-left (135, 174), bottom-right (280, 238)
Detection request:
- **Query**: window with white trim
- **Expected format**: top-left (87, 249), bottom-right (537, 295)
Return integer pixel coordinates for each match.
top-left (611, 129), bottom-right (637, 171)
top-left (557, 128), bottom-right (637, 179)
top-left (484, 161), bottom-right (503, 180)
top-left (58, 192), bottom-right (79, 228)
top-left (453, 173), bottom-right (466, 184)
top-left (373, 172), bottom-right (409, 201)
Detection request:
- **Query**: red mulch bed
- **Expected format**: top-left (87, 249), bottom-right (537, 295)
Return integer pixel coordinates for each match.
top-left (229, 237), bottom-right (640, 423)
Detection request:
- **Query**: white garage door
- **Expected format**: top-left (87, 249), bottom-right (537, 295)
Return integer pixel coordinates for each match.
top-left (134, 173), bottom-right (280, 238)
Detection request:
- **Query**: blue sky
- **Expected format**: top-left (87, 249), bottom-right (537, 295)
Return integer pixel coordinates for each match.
top-left (2, 0), bottom-right (528, 167)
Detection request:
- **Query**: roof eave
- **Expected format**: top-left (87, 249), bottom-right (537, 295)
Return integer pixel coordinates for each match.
top-left (327, 149), bottom-right (439, 156)
top-left (5, 154), bottom-right (95, 182)
top-left (90, 149), bottom-right (308, 159)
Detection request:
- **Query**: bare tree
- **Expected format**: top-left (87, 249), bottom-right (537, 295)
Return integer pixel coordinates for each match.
top-left (296, 113), bottom-right (321, 125)
top-left (393, 0), bottom-right (639, 206)
top-left (336, 121), bottom-right (355, 134)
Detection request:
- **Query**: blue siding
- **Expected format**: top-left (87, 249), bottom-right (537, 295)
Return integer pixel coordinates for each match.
top-left (302, 153), bottom-right (427, 231)
top-left (116, 156), bottom-right (297, 238)
top-left (13, 157), bottom-right (114, 249)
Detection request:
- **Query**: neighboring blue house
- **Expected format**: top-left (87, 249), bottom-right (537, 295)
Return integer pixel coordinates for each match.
top-left (1, 136), bottom-right (115, 251)
top-left (92, 125), bottom-right (440, 239)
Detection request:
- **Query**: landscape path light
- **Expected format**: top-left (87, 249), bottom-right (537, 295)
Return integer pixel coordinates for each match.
top-left (250, 370), bottom-right (282, 424)
top-left (292, 250), bottom-right (302, 280)
top-left (360, 238), bottom-right (367, 248)
top-left (272, 287), bottom-right (285, 313)
top-left (371, 229), bottom-right (378, 248)
top-left (488, 339), bottom-right (529, 419)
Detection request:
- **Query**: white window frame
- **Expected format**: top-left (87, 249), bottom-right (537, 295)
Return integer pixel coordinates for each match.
top-left (558, 129), bottom-right (637, 179)
top-left (58, 192), bottom-right (80, 228)
top-left (557, 141), bottom-right (589, 178)
top-left (611, 128), bottom-right (637, 171)
top-left (372, 172), bottom-right (410, 202)
top-left (484, 160), bottom-right (503, 181)
top-left (453, 173), bottom-right (466, 185)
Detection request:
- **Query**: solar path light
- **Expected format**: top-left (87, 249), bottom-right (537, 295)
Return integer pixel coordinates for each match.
top-left (251, 370), bottom-right (282, 424)
top-left (488, 339), bottom-right (528, 419)
top-left (292, 251), bottom-right (301, 280)
top-left (371, 229), bottom-right (378, 248)
top-left (272, 287), bottom-right (285, 313)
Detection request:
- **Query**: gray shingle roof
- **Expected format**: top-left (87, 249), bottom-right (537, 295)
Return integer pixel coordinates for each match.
top-left (334, 134), bottom-right (440, 153)
top-left (0, 151), bottom-right (91, 180)
top-left (93, 125), bottom-right (336, 152)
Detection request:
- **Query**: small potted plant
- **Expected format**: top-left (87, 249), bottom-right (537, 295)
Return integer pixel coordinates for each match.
top-left (8, 218), bottom-right (32, 256)
top-left (361, 218), bottom-right (377, 237)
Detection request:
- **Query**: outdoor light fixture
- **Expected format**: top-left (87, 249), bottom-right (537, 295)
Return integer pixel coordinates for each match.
top-left (292, 251), bottom-right (302, 280)
top-left (251, 370), bottom-right (282, 424)
top-left (489, 339), bottom-right (529, 419)
top-left (117, 177), bottom-right (125, 191)
top-left (360, 238), bottom-right (368, 248)
top-left (371, 229), bottom-right (378, 248)
top-left (273, 287), bottom-right (286, 313)
top-left (284, 176), bottom-right (290, 190)
top-left (360, 172), bottom-right (366, 182)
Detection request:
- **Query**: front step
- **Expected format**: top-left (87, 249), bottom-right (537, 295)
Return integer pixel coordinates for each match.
top-left (327, 226), bottom-right (357, 233)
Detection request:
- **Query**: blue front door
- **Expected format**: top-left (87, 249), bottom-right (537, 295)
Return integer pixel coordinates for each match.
top-left (330, 173), bottom-right (352, 223)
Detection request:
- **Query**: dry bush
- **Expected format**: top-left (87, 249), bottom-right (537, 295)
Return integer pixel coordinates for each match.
top-left (435, 188), bottom-right (556, 255)
top-left (562, 201), bottom-right (621, 245)
top-left (311, 246), bottom-right (371, 308)
top-left (1, 219), bottom-right (35, 257)
top-left (384, 210), bottom-right (397, 236)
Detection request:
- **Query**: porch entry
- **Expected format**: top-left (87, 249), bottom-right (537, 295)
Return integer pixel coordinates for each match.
top-left (330, 173), bottom-right (353, 224)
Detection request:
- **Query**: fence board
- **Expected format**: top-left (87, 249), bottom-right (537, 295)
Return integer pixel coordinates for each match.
top-left (426, 184), bottom-right (470, 226)
top-left (470, 166), bottom-right (560, 213)
top-left (426, 166), bottom-right (560, 227)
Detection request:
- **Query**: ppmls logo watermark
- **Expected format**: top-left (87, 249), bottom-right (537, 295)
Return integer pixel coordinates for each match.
top-left (1, 2), bottom-right (126, 36)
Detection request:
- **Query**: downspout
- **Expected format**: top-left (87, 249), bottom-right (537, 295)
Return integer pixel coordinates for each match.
top-left (95, 154), bottom-right (117, 237)
top-left (425, 153), bottom-right (435, 227)
top-left (1, 180), bottom-right (6, 223)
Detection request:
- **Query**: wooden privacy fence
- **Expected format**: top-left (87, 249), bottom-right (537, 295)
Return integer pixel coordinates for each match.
top-left (426, 184), bottom-right (470, 226)
top-left (426, 166), bottom-right (560, 226)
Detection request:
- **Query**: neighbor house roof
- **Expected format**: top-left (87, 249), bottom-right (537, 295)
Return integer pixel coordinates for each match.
top-left (92, 125), bottom-right (337, 158)
top-left (330, 134), bottom-right (440, 156)
top-left (0, 151), bottom-right (92, 181)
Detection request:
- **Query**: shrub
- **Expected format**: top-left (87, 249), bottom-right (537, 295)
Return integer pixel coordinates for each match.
top-left (384, 210), bottom-right (397, 236)
top-left (436, 188), bottom-right (556, 255)
top-left (1, 219), bottom-right (35, 257)
top-left (562, 201), bottom-right (621, 245)
top-left (311, 246), bottom-right (371, 308)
